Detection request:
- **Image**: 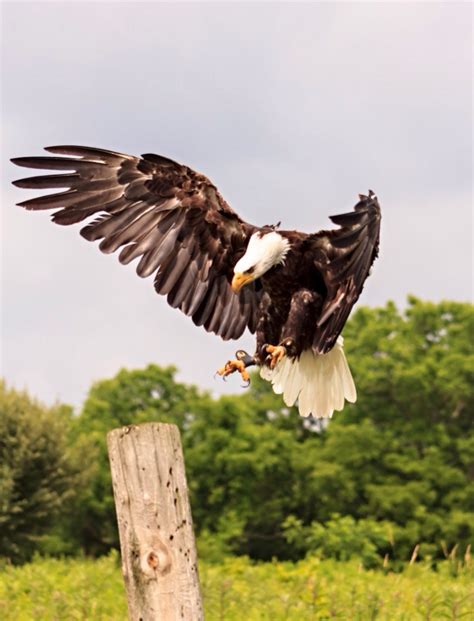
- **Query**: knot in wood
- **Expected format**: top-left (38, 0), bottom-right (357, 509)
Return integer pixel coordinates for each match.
top-left (140, 539), bottom-right (172, 578)
top-left (147, 551), bottom-right (159, 569)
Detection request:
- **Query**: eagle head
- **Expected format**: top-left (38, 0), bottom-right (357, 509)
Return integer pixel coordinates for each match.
top-left (232, 231), bottom-right (290, 292)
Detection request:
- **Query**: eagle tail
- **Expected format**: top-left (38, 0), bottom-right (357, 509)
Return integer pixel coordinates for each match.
top-left (260, 337), bottom-right (356, 418)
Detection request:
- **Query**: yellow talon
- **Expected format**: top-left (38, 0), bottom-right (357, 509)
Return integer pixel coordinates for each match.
top-left (265, 344), bottom-right (286, 369)
top-left (216, 359), bottom-right (250, 384)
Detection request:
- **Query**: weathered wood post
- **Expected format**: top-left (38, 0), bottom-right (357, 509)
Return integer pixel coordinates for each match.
top-left (107, 423), bottom-right (204, 621)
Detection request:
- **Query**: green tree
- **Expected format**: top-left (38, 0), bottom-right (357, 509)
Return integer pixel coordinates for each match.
top-left (68, 364), bottom-right (207, 555)
top-left (342, 298), bottom-right (474, 557)
top-left (0, 382), bottom-right (82, 563)
top-left (185, 394), bottom-right (320, 560)
top-left (187, 298), bottom-right (474, 562)
top-left (64, 298), bottom-right (474, 564)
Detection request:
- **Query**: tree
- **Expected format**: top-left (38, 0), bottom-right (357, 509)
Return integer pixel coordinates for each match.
top-left (184, 394), bottom-right (320, 560)
top-left (68, 364), bottom-right (207, 555)
top-left (0, 382), bottom-right (82, 563)
top-left (186, 298), bottom-right (474, 562)
top-left (61, 298), bottom-right (474, 563)
top-left (279, 298), bottom-right (474, 563)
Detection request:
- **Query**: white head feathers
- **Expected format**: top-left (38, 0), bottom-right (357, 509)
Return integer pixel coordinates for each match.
top-left (234, 231), bottom-right (290, 279)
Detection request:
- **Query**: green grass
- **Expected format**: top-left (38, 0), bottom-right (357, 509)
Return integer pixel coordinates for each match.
top-left (0, 553), bottom-right (472, 620)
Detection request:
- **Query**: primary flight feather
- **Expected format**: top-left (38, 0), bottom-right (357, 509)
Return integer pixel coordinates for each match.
top-left (11, 145), bottom-right (381, 418)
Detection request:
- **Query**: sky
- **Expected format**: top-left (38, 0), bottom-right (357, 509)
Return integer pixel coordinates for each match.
top-left (1, 1), bottom-right (472, 409)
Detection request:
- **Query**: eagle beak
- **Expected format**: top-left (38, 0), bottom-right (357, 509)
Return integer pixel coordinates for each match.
top-left (232, 272), bottom-right (254, 293)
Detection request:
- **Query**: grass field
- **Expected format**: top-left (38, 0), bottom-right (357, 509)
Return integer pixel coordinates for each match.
top-left (0, 553), bottom-right (472, 620)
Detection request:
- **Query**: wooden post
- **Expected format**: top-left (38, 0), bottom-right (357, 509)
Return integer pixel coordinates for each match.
top-left (107, 423), bottom-right (204, 621)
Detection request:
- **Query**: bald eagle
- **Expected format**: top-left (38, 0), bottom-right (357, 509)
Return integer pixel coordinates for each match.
top-left (11, 146), bottom-right (381, 418)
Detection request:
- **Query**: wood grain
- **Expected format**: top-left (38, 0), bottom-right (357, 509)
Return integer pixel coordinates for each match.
top-left (107, 423), bottom-right (203, 621)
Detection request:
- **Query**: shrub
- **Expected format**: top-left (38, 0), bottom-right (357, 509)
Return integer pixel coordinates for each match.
top-left (0, 381), bottom-right (83, 562)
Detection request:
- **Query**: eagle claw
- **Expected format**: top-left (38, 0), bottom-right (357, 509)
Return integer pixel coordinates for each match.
top-left (265, 344), bottom-right (286, 369)
top-left (216, 359), bottom-right (251, 387)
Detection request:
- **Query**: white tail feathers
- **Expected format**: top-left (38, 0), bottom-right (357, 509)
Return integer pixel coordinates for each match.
top-left (260, 337), bottom-right (357, 418)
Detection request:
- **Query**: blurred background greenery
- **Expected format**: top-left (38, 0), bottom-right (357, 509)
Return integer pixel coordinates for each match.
top-left (1, 297), bottom-right (473, 618)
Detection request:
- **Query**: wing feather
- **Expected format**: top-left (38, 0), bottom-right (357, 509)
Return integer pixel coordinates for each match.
top-left (194, 280), bottom-right (219, 329)
top-left (311, 191), bottom-right (381, 353)
top-left (11, 145), bottom-right (262, 340)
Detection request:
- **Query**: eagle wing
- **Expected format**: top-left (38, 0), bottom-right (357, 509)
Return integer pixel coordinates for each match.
top-left (310, 191), bottom-right (381, 354)
top-left (12, 145), bottom-right (261, 340)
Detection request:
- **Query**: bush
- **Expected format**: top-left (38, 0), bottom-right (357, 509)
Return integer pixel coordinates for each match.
top-left (283, 514), bottom-right (393, 568)
top-left (0, 554), bottom-right (473, 620)
top-left (0, 381), bottom-right (83, 563)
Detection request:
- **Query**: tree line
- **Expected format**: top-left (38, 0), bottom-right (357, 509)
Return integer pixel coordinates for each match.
top-left (1, 297), bottom-right (473, 566)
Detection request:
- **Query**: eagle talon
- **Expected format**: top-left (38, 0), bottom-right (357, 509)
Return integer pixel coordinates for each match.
top-left (216, 358), bottom-right (251, 386)
top-left (265, 344), bottom-right (287, 369)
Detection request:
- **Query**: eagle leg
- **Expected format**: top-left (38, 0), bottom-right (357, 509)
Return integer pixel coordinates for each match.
top-left (215, 350), bottom-right (256, 387)
top-left (265, 344), bottom-right (287, 369)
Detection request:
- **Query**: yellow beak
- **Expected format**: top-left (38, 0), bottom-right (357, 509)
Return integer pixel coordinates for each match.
top-left (231, 272), bottom-right (254, 293)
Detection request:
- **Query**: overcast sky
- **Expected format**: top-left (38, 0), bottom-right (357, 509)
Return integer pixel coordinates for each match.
top-left (1, 1), bottom-right (472, 409)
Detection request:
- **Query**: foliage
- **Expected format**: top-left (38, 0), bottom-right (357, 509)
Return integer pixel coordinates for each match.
top-left (0, 554), bottom-right (473, 620)
top-left (1, 298), bottom-right (473, 565)
top-left (0, 381), bottom-right (87, 563)
top-left (66, 365), bottom-right (206, 556)
top-left (186, 298), bottom-right (474, 563)
top-left (283, 514), bottom-right (393, 568)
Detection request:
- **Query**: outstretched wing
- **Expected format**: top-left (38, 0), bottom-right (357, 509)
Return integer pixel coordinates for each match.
top-left (310, 191), bottom-right (381, 354)
top-left (11, 145), bottom-right (261, 340)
